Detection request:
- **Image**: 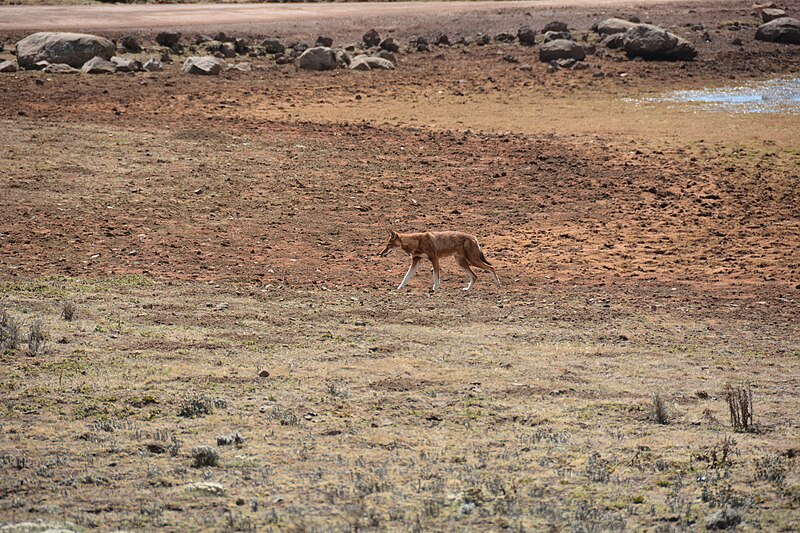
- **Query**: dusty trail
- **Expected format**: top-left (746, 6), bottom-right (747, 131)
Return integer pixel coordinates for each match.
top-left (0, 0), bottom-right (735, 35)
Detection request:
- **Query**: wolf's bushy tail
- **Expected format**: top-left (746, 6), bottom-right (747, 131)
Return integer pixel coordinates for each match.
top-left (479, 249), bottom-right (492, 266)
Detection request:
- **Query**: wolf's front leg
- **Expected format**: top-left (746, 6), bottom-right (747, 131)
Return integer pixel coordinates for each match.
top-left (398, 256), bottom-right (421, 289)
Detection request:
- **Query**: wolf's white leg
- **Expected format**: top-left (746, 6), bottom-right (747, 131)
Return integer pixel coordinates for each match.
top-left (432, 268), bottom-right (440, 291)
top-left (464, 276), bottom-right (475, 291)
top-left (492, 271), bottom-right (501, 287)
top-left (398, 258), bottom-right (420, 289)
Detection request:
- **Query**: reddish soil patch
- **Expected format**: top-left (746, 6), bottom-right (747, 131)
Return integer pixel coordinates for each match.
top-left (0, 1), bottom-right (798, 303)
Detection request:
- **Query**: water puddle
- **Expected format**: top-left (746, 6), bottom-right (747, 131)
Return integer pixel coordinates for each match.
top-left (632, 77), bottom-right (800, 114)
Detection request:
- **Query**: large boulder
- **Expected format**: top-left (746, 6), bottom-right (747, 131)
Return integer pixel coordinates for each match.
top-left (121, 35), bottom-right (142, 53)
top-left (349, 55), bottom-right (395, 71)
top-left (600, 33), bottom-right (625, 49)
top-left (543, 21), bottom-right (569, 33)
top-left (182, 56), bottom-right (228, 75)
top-left (761, 8), bottom-right (787, 23)
top-left (363, 29), bottom-right (381, 48)
top-left (518, 26), bottom-right (536, 46)
top-left (539, 39), bottom-right (586, 62)
top-left (623, 24), bottom-right (697, 60)
top-left (593, 18), bottom-right (639, 35)
top-left (81, 56), bottom-right (117, 74)
top-left (261, 38), bottom-right (285, 54)
top-left (297, 47), bottom-right (337, 70)
top-left (755, 17), bottom-right (800, 44)
top-left (16, 32), bottom-right (115, 69)
top-left (155, 31), bottom-right (181, 47)
top-left (379, 37), bottom-right (399, 52)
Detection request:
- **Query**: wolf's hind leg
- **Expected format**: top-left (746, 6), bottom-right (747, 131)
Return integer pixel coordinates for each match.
top-left (455, 255), bottom-right (477, 290)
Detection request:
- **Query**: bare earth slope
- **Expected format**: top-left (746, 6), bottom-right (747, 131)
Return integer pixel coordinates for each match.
top-left (0, 1), bottom-right (798, 531)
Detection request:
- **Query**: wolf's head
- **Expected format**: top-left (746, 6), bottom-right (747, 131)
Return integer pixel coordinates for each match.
top-left (379, 228), bottom-right (402, 256)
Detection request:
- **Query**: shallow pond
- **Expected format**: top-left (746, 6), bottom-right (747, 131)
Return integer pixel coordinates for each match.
top-left (634, 77), bottom-right (800, 114)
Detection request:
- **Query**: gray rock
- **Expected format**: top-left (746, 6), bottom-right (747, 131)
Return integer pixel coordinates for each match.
top-left (376, 50), bottom-right (396, 64)
top-left (81, 56), bottom-right (117, 74)
top-left (288, 42), bottom-right (309, 56)
top-left (494, 32), bottom-right (516, 43)
top-left (121, 35), bottom-right (142, 53)
top-left (363, 29), bottom-right (381, 48)
top-left (518, 26), bottom-right (536, 46)
top-left (623, 24), bottom-right (697, 60)
top-left (601, 33), bottom-right (625, 49)
top-left (349, 54), bottom-right (395, 71)
top-left (143, 58), bottom-right (163, 71)
top-left (213, 32), bottom-right (233, 43)
top-left (434, 34), bottom-right (450, 46)
top-left (543, 21), bottom-right (568, 33)
top-left (111, 56), bottom-right (142, 72)
top-left (539, 39), bottom-right (586, 62)
top-left (190, 445), bottom-right (219, 467)
top-left (16, 32), bottom-right (115, 69)
top-left (593, 18), bottom-right (639, 35)
top-left (155, 31), bottom-right (181, 47)
top-left (182, 56), bottom-right (228, 75)
top-left (623, 24), bottom-right (676, 54)
top-left (668, 37), bottom-right (698, 60)
top-left (704, 508), bottom-right (742, 530)
top-left (184, 481), bottom-right (225, 495)
top-left (261, 38), bottom-right (285, 54)
top-left (32, 61), bottom-right (50, 71)
top-left (316, 36), bottom-right (333, 48)
top-left (335, 49), bottom-right (353, 67)
top-left (0, 60), bottom-right (17, 73)
top-left (755, 17), bottom-right (800, 44)
top-left (233, 38), bottom-right (249, 55)
top-left (216, 433), bottom-right (245, 446)
top-left (230, 62), bottom-right (252, 72)
top-left (297, 47), bottom-right (338, 70)
top-left (476, 33), bottom-right (491, 46)
top-left (380, 37), bottom-right (399, 52)
top-left (543, 31), bottom-right (572, 43)
top-left (220, 42), bottom-right (236, 58)
top-left (199, 40), bottom-right (224, 54)
top-left (43, 63), bottom-right (78, 74)
top-left (761, 8), bottom-right (787, 23)
top-left (196, 35), bottom-right (214, 45)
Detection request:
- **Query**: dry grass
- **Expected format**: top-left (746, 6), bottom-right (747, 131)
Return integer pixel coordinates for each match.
top-left (0, 278), bottom-right (798, 530)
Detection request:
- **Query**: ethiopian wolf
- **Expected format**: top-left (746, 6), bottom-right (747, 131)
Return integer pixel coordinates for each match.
top-left (379, 229), bottom-right (500, 291)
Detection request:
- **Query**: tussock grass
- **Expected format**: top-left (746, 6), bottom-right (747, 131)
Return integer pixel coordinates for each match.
top-left (0, 279), bottom-right (797, 530)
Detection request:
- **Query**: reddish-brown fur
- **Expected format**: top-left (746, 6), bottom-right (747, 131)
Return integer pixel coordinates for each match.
top-left (379, 229), bottom-right (500, 291)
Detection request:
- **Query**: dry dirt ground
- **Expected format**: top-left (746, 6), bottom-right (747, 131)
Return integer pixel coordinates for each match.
top-left (1, 1), bottom-right (799, 531)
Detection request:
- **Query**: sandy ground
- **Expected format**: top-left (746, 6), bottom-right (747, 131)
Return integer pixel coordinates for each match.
top-left (0, 1), bottom-right (799, 531)
top-left (0, 0), bottom-right (758, 38)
